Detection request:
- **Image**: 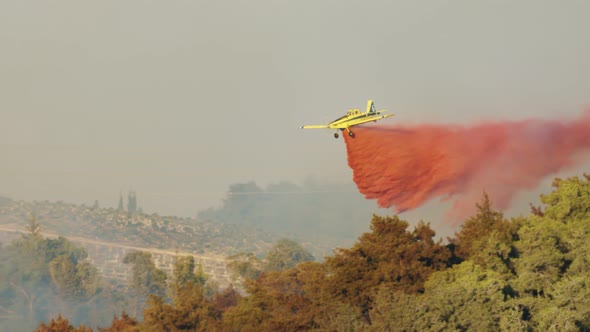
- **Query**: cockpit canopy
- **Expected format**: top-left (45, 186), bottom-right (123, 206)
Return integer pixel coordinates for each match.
top-left (347, 109), bottom-right (361, 116)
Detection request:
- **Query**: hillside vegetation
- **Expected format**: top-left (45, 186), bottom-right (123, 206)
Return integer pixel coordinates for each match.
top-left (0, 200), bottom-right (276, 257)
top-left (1, 179), bottom-right (384, 260)
top-left (31, 173), bottom-right (590, 331)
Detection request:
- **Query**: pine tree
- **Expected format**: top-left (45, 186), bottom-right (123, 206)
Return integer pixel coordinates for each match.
top-left (117, 192), bottom-right (124, 211)
top-left (127, 191), bottom-right (137, 214)
top-left (123, 251), bottom-right (167, 317)
top-left (24, 215), bottom-right (42, 241)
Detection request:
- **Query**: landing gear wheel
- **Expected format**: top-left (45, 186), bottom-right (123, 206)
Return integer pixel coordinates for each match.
top-left (348, 131), bottom-right (355, 137)
top-left (334, 132), bottom-right (339, 139)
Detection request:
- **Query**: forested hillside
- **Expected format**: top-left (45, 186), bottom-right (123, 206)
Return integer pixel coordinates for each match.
top-left (0, 200), bottom-right (277, 257)
top-left (0, 217), bottom-right (312, 331)
top-left (1, 217), bottom-right (117, 331)
top-left (32, 174), bottom-right (590, 331)
top-left (0, 179), bottom-right (383, 260)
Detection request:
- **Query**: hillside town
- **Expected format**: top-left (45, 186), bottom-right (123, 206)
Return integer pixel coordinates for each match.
top-left (0, 193), bottom-right (276, 257)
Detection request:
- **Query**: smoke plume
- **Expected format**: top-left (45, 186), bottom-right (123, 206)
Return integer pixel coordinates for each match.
top-left (343, 110), bottom-right (590, 223)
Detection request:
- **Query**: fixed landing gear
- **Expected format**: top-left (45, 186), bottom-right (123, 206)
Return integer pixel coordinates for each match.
top-left (334, 130), bottom-right (355, 138)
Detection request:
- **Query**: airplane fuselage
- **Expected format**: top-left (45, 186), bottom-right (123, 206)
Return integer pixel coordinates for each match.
top-left (327, 109), bottom-right (393, 130)
top-left (300, 100), bottom-right (394, 138)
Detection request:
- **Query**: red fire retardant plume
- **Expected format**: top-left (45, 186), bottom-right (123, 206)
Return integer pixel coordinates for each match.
top-left (343, 110), bottom-right (590, 223)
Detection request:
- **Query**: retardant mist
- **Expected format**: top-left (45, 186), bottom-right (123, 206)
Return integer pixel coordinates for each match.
top-left (343, 110), bottom-right (590, 224)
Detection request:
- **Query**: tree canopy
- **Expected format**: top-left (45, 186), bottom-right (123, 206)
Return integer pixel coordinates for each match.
top-left (30, 174), bottom-right (590, 331)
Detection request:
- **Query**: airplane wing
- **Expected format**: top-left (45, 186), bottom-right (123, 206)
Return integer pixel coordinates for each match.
top-left (300, 124), bottom-right (329, 129)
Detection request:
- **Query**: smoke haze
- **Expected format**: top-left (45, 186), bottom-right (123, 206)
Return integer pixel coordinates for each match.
top-left (344, 110), bottom-right (590, 223)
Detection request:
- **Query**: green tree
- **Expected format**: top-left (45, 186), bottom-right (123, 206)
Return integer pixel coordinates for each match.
top-left (511, 175), bottom-right (590, 329)
top-left (371, 261), bottom-right (525, 331)
top-left (540, 175), bottom-right (590, 222)
top-left (264, 238), bottom-right (314, 272)
top-left (199, 182), bottom-right (264, 225)
top-left (127, 191), bottom-right (137, 214)
top-left (0, 243), bottom-right (17, 325)
top-left (211, 286), bottom-right (239, 315)
top-left (118, 193), bottom-right (124, 211)
top-left (97, 311), bottom-right (140, 332)
top-left (122, 251), bottom-right (167, 318)
top-left (24, 215), bottom-right (43, 241)
top-left (513, 216), bottom-right (566, 296)
top-left (35, 314), bottom-right (92, 332)
top-left (324, 215), bottom-right (451, 322)
top-left (226, 252), bottom-right (264, 287)
top-left (3, 221), bottom-right (105, 329)
top-left (142, 282), bottom-right (219, 331)
top-left (221, 278), bottom-right (279, 331)
top-left (49, 255), bottom-right (83, 301)
top-left (224, 268), bottom-right (315, 331)
top-left (172, 255), bottom-right (206, 295)
top-left (451, 192), bottom-right (520, 275)
top-left (423, 261), bottom-right (518, 331)
top-left (7, 220), bottom-right (93, 325)
top-left (140, 295), bottom-right (175, 331)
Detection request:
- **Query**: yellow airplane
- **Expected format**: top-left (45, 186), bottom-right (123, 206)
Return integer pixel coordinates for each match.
top-left (300, 100), bottom-right (394, 138)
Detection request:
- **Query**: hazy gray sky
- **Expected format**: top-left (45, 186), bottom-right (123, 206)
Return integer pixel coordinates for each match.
top-left (2, 0), bottom-right (590, 220)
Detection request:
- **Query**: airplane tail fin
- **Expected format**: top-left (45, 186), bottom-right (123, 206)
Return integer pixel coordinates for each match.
top-left (367, 100), bottom-right (377, 113)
